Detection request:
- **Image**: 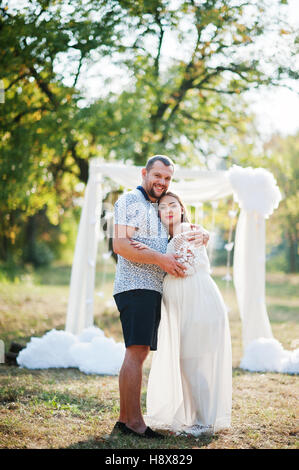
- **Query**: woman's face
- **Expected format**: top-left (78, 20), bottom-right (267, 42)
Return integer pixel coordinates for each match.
top-left (158, 195), bottom-right (182, 229)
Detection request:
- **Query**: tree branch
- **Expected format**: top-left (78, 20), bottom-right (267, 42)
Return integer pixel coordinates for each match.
top-left (153, 12), bottom-right (164, 78)
top-left (12, 106), bottom-right (49, 124)
top-left (73, 52), bottom-right (84, 88)
top-left (5, 73), bottom-right (29, 92)
top-left (29, 66), bottom-right (59, 108)
top-left (180, 110), bottom-right (224, 126)
top-left (68, 140), bottom-right (89, 183)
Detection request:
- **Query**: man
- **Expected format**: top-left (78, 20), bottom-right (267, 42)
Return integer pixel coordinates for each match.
top-left (112, 155), bottom-right (207, 439)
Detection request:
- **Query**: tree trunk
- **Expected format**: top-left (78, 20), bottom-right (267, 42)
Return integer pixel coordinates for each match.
top-left (24, 214), bottom-right (37, 264)
top-left (288, 230), bottom-right (298, 273)
top-left (0, 233), bottom-right (9, 261)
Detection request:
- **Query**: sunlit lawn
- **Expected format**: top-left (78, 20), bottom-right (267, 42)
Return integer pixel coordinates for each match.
top-left (0, 259), bottom-right (298, 449)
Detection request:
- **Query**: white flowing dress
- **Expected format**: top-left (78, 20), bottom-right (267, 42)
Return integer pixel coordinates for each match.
top-left (146, 228), bottom-right (232, 435)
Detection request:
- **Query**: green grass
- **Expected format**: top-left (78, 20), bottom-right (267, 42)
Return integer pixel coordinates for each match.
top-left (0, 263), bottom-right (298, 449)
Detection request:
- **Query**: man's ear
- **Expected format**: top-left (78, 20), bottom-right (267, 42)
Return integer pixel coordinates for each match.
top-left (141, 167), bottom-right (147, 179)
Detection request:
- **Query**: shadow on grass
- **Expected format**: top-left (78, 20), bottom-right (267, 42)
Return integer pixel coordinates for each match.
top-left (0, 386), bottom-right (114, 417)
top-left (66, 429), bottom-right (217, 450)
top-left (0, 365), bottom-right (119, 413)
top-left (34, 389), bottom-right (112, 414)
top-left (0, 363), bottom-right (119, 384)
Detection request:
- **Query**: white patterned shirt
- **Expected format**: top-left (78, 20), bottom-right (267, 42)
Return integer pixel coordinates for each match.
top-left (113, 187), bottom-right (168, 295)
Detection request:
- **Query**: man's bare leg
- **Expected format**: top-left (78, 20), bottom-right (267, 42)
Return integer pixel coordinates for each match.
top-left (118, 345), bottom-right (150, 433)
top-left (118, 360), bottom-right (127, 424)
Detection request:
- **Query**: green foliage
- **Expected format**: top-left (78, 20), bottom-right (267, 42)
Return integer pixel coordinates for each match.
top-left (0, 0), bottom-right (297, 268)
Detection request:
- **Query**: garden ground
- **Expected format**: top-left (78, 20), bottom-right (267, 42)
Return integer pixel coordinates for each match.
top-left (0, 264), bottom-right (298, 449)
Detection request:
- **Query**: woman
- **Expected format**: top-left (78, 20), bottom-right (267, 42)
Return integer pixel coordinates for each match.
top-left (131, 192), bottom-right (232, 436)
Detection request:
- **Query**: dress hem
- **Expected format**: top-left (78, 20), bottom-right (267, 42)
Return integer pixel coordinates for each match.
top-left (144, 415), bottom-right (231, 436)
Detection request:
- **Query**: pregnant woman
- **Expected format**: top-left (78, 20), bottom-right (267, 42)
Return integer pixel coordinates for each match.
top-left (131, 192), bottom-right (232, 436)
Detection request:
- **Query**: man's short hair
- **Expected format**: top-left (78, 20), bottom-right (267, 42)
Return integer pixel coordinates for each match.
top-left (145, 155), bottom-right (174, 172)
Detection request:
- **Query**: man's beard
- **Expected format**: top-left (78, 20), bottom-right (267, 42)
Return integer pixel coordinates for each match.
top-left (148, 185), bottom-right (167, 200)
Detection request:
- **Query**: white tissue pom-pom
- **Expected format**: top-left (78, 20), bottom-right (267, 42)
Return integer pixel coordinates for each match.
top-left (17, 329), bottom-right (78, 369)
top-left (69, 336), bottom-right (125, 375)
top-left (77, 326), bottom-right (105, 343)
top-left (228, 165), bottom-right (282, 218)
top-left (240, 338), bottom-right (299, 374)
top-left (281, 348), bottom-right (299, 374)
top-left (16, 326), bottom-right (125, 375)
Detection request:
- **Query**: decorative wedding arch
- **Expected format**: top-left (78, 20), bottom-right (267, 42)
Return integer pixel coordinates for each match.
top-left (65, 158), bottom-right (282, 351)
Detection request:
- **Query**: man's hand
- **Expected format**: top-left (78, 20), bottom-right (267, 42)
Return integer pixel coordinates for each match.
top-left (187, 225), bottom-right (209, 246)
top-left (156, 252), bottom-right (187, 278)
top-left (129, 240), bottom-right (186, 277)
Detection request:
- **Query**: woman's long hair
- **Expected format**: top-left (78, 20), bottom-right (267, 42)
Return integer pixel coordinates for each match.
top-left (158, 191), bottom-right (190, 223)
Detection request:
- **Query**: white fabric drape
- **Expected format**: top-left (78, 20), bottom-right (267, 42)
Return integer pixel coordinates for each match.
top-left (65, 165), bottom-right (102, 334)
top-left (91, 160), bottom-right (232, 202)
top-left (171, 173), bottom-right (233, 203)
top-left (228, 165), bottom-right (282, 349)
top-left (233, 210), bottom-right (273, 348)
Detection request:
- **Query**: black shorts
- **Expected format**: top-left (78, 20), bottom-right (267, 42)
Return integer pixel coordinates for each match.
top-left (113, 289), bottom-right (162, 351)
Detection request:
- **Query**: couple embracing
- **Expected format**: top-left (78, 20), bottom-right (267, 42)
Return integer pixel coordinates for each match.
top-left (112, 155), bottom-right (232, 440)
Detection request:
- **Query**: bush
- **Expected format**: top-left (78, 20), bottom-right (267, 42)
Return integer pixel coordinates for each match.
top-left (23, 241), bottom-right (54, 268)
